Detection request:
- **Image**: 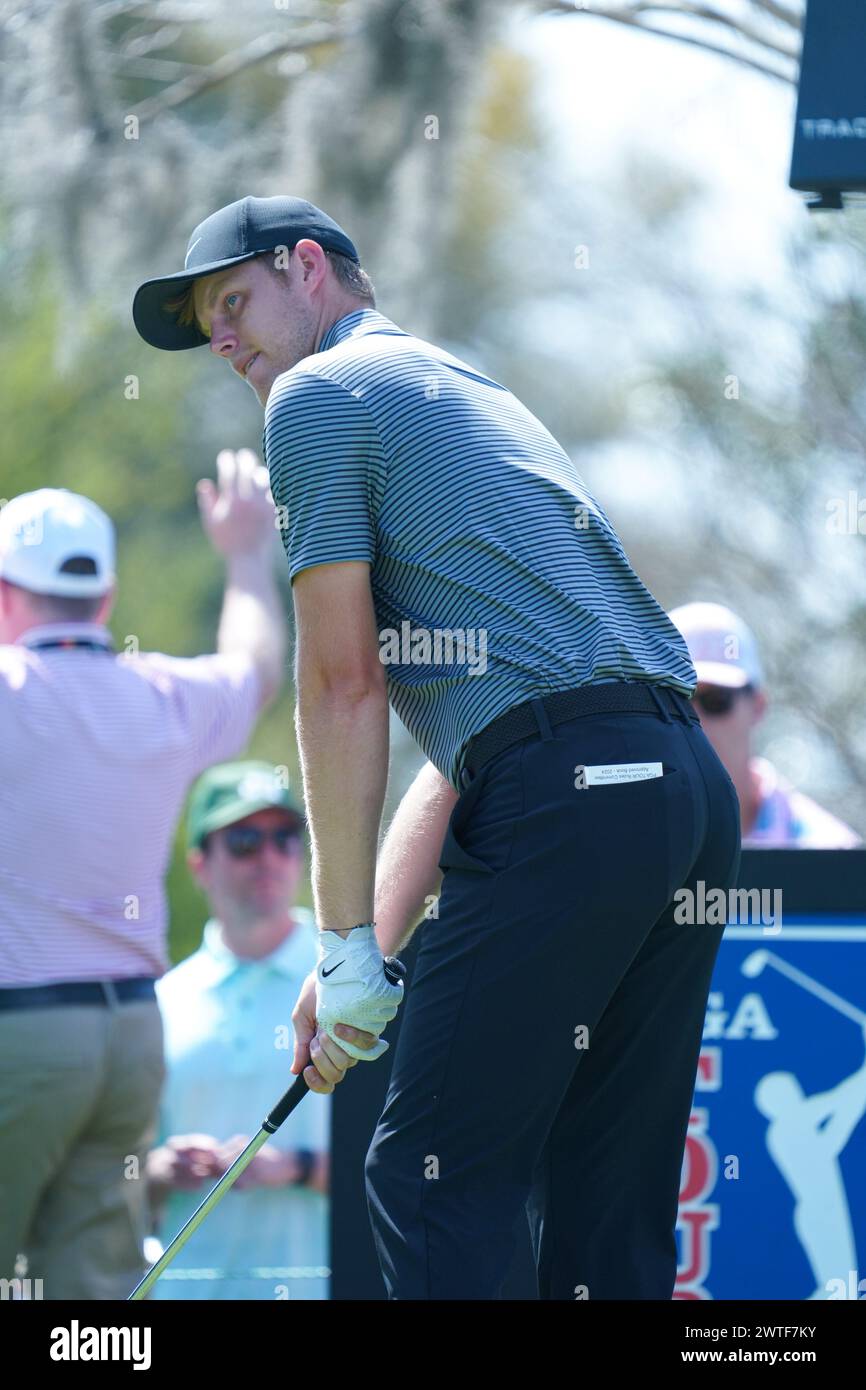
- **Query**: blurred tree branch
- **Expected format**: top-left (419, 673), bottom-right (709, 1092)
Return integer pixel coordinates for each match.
top-left (541, 0), bottom-right (803, 82)
top-left (130, 24), bottom-right (338, 121)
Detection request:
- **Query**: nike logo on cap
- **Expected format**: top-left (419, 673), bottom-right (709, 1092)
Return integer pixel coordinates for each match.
top-left (184, 237), bottom-right (203, 269)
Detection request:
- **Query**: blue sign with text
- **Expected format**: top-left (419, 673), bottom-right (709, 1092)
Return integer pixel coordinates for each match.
top-left (676, 918), bottom-right (866, 1300)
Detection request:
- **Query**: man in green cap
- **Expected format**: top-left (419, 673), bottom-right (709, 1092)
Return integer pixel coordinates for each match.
top-left (145, 760), bottom-right (332, 1300)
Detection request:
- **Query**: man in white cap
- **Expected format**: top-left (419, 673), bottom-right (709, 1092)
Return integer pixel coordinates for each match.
top-left (668, 602), bottom-right (861, 848)
top-left (0, 452), bottom-right (287, 1299)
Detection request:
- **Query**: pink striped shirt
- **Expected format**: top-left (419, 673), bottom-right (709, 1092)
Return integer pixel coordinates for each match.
top-left (0, 622), bottom-right (261, 985)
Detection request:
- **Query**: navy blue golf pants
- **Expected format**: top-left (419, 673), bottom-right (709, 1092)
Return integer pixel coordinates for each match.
top-left (365, 696), bottom-right (741, 1299)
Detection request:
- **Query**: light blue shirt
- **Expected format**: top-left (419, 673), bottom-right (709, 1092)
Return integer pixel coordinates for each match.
top-left (152, 908), bottom-right (330, 1300)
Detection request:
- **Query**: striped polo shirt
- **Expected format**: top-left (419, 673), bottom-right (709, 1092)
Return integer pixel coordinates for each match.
top-left (264, 308), bottom-right (696, 791)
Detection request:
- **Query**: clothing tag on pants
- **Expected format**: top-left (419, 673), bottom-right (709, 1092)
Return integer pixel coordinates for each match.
top-left (574, 762), bottom-right (663, 789)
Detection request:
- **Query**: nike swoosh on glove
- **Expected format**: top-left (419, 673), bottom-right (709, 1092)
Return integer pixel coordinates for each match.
top-left (316, 924), bottom-right (404, 1061)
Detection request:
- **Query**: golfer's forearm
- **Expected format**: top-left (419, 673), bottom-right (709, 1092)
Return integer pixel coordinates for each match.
top-left (219, 547), bottom-right (286, 706)
top-left (374, 760), bottom-right (459, 957)
top-left (295, 681), bottom-right (389, 933)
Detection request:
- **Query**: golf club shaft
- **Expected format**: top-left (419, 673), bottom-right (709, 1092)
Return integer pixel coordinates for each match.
top-left (128, 1072), bottom-right (310, 1300)
top-left (128, 957), bottom-right (405, 1300)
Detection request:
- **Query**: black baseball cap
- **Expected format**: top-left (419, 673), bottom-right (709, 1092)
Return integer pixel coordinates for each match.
top-left (132, 195), bottom-right (360, 351)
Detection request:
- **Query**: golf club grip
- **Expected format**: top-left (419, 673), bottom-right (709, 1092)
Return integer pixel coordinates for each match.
top-left (264, 957), bottom-right (406, 1130)
top-left (264, 1071), bottom-right (311, 1132)
top-left (384, 955), bottom-right (406, 984)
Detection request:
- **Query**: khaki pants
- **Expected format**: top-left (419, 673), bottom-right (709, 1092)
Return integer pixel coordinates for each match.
top-left (0, 999), bottom-right (164, 1300)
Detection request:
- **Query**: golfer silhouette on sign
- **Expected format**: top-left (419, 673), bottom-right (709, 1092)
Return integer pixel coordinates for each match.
top-left (745, 950), bottom-right (866, 1300)
top-left (754, 1037), bottom-right (866, 1300)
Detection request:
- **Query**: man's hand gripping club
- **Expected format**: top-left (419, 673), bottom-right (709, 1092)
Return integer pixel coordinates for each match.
top-left (291, 925), bottom-right (405, 1094)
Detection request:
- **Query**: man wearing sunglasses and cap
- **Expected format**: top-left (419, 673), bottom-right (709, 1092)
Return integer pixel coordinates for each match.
top-left (669, 602), bottom-right (861, 848)
top-left (134, 196), bottom-right (742, 1301)
top-left (147, 761), bottom-right (330, 1300)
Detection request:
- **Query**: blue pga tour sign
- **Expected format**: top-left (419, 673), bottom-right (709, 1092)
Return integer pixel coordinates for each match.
top-left (676, 916), bottom-right (866, 1300)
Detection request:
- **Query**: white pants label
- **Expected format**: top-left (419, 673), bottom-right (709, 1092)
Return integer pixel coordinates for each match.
top-left (575, 761), bottom-right (664, 788)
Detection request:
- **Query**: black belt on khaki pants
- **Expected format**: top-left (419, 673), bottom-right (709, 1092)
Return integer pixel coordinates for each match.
top-left (0, 978), bottom-right (157, 1010)
top-left (460, 681), bottom-right (699, 786)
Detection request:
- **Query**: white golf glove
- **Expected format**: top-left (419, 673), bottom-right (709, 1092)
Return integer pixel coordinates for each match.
top-left (316, 925), bottom-right (404, 1061)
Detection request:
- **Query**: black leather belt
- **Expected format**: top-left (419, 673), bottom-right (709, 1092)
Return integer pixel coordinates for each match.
top-left (0, 978), bottom-right (157, 1010)
top-left (461, 681), bottom-right (699, 785)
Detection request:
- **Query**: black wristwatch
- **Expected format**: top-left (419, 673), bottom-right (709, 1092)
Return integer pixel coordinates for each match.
top-left (290, 1149), bottom-right (317, 1187)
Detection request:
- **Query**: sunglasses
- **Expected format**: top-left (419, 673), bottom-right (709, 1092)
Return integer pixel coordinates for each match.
top-left (219, 824), bottom-right (303, 859)
top-left (693, 683), bottom-right (754, 717)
